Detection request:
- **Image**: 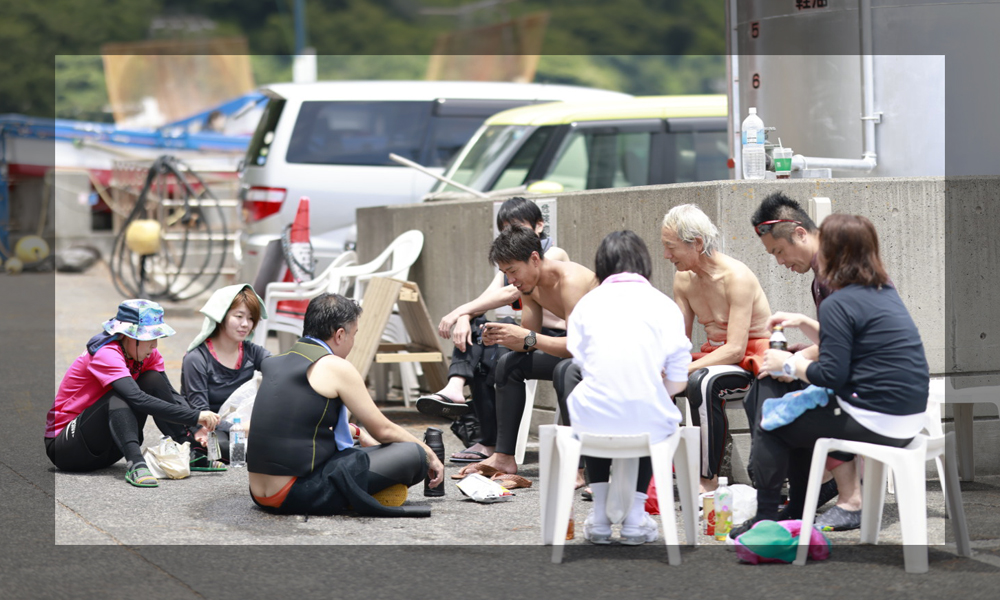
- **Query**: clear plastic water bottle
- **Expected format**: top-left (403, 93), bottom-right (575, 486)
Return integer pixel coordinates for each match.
top-left (714, 477), bottom-right (733, 540)
top-left (229, 417), bottom-right (246, 468)
top-left (769, 325), bottom-right (788, 377)
top-left (742, 107), bottom-right (766, 180)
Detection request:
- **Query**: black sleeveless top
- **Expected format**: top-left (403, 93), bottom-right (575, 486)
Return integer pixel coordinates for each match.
top-left (247, 339), bottom-right (345, 476)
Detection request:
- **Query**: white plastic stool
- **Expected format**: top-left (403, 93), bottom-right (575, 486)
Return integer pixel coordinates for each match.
top-left (539, 424), bottom-right (700, 565)
top-left (795, 416), bottom-right (972, 573)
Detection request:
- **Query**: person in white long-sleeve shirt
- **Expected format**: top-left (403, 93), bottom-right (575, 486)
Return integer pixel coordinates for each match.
top-left (558, 230), bottom-right (692, 545)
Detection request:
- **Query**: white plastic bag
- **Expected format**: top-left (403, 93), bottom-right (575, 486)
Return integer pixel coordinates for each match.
top-left (143, 437), bottom-right (191, 479)
top-left (218, 372), bottom-right (261, 428)
top-left (731, 483), bottom-right (758, 523)
top-left (455, 474), bottom-right (514, 503)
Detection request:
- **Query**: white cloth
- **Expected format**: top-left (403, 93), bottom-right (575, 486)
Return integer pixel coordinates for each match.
top-left (836, 396), bottom-right (926, 439)
top-left (566, 273), bottom-right (691, 444)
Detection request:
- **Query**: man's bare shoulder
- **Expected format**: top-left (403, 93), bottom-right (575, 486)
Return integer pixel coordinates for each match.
top-left (544, 245), bottom-right (570, 262)
top-left (720, 253), bottom-right (765, 289)
top-left (557, 260), bottom-right (598, 288)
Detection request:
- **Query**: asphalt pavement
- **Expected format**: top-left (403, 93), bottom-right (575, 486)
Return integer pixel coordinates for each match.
top-left (2, 263), bottom-right (1000, 599)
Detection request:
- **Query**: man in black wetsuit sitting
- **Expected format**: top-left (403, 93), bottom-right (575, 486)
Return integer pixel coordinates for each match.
top-left (248, 293), bottom-right (444, 517)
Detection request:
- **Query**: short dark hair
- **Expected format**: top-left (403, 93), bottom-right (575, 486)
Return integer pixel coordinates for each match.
top-left (818, 214), bottom-right (890, 289)
top-left (750, 192), bottom-right (818, 240)
top-left (594, 230), bottom-right (652, 282)
top-left (489, 224), bottom-right (543, 266)
top-left (497, 197), bottom-right (546, 238)
top-left (211, 285), bottom-right (264, 338)
top-left (303, 293), bottom-right (363, 341)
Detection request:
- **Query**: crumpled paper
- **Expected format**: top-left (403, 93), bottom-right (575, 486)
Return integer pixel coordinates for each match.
top-left (455, 473), bottom-right (514, 503)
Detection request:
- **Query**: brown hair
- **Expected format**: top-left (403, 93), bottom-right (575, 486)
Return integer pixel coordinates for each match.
top-left (211, 286), bottom-right (263, 338)
top-left (819, 214), bottom-right (890, 289)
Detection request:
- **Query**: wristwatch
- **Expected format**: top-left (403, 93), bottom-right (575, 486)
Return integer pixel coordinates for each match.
top-left (782, 355), bottom-right (797, 379)
top-left (523, 331), bottom-right (537, 351)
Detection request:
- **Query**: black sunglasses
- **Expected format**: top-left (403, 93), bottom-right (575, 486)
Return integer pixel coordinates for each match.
top-left (754, 219), bottom-right (802, 236)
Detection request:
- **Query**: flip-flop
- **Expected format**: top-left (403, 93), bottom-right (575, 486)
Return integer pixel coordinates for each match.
top-left (449, 450), bottom-right (490, 463)
top-left (416, 393), bottom-right (470, 419)
top-left (492, 473), bottom-right (532, 490)
top-left (451, 464), bottom-right (502, 480)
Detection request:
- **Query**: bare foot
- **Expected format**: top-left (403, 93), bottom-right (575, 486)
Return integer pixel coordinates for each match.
top-left (699, 476), bottom-right (718, 494)
top-left (457, 452), bottom-right (517, 477)
top-left (451, 443), bottom-right (494, 461)
top-left (575, 468), bottom-right (587, 490)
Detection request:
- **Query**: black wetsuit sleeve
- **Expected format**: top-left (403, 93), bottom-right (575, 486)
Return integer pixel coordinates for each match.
top-left (110, 374), bottom-right (201, 426)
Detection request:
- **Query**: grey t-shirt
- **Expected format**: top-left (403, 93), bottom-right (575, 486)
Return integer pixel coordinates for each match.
top-left (181, 341), bottom-right (271, 432)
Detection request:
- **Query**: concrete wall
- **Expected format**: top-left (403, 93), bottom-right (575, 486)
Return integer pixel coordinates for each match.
top-left (358, 176), bottom-right (1000, 475)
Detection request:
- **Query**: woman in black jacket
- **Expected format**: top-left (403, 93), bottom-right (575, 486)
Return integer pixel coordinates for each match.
top-left (731, 214), bottom-right (929, 539)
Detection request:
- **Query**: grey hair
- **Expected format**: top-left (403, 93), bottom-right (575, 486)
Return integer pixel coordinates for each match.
top-left (661, 204), bottom-right (721, 257)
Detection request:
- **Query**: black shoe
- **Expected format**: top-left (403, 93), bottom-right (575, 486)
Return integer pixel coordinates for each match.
top-left (416, 393), bottom-right (470, 419)
top-left (776, 502), bottom-right (801, 521)
top-left (729, 516), bottom-right (767, 540)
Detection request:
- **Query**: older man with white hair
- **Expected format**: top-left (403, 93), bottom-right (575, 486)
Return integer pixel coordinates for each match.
top-left (661, 204), bottom-right (772, 492)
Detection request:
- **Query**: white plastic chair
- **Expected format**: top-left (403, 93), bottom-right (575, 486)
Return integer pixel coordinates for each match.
top-left (258, 250), bottom-right (358, 340)
top-left (794, 387), bottom-right (972, 573)
top-left (939, 376), bottom-right (1000, 481)
top-left (513, 380), bottom-right (540, 464)
top-left (539, 424), bottom-right (700, 565)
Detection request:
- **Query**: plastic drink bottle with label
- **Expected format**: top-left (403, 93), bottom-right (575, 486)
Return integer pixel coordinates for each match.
top-left (230, 417), bottom-right (246, 468)
top-left (769, 325), bottom-right (788, 377)
top-left (742, 108), bottom-right (766, 180)
top-left (703, 492), bottom-right (715, 536)
top-left (714, 477), bottom-right (733, 540)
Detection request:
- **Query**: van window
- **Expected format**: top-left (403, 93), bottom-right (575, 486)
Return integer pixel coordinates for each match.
top-left (437, 125), bottom-right (532, 192)
top-left (490, 126), bottom-right (557, 190)
top-left (286, 101), bottom-right (431, 166)
top-left (664, 129), bottom-right (728, 183)
top-left (245, 97), bottom-right (286, 167)
top-left (424, 116), bottom-right (493, 168)
top-left (542, 129), bottom-right (653, 191)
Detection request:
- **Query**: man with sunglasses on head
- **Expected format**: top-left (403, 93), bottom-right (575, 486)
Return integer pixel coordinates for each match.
top-left (746, 191), bottom-right (861, 532)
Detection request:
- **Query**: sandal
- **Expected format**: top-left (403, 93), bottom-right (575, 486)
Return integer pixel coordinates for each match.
top-left (491, 473), bottom-right (532, 490)
top-left (125, 462), bottom-right (158, 488)
top-left (190, 451), bottom-right (228, 472)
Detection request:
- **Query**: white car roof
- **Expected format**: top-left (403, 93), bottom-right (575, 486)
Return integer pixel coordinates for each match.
top-left (260, 80), bottom-right (630, 102)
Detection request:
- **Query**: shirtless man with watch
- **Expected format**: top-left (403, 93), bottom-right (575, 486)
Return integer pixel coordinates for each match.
top-left (456, 224), bottom-right (598, 477)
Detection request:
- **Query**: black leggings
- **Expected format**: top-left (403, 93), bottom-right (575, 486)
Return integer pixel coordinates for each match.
top-left (274, 442), bottom-right (428, 516)
top-left (449, 315), bottom-right (514, 446)
top-left (493, 348), bottom-right (565, 455)
top-left (751, 400), bottom-right (912, 520)
top-left (45, 371), bottom-right (191, 472)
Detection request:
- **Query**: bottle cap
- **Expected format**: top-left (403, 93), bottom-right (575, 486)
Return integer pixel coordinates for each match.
top-left (233, 417), bottom-right (241, 424)
top-left (749, 107), bottom-right (757, 114)
top-left (718, 477), bottom-right (728, 486)
top-left (773, 324), bottom-right (784, 331)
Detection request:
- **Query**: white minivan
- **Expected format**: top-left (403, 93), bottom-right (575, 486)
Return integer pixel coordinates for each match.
top-left (238, 80), bottom-right (629, 281)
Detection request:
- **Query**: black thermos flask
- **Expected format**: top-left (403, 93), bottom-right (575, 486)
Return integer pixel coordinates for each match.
top-left (423, 427), bottom-right (446, 497)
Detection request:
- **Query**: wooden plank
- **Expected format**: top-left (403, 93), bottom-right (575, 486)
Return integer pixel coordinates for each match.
top-left (395, 281), bottom-right (449, 391)
top-left (398, 287), bottom-right (419, 302)
top-left (375, 352), bottom-right (443, 364)
top-left (346, 277), bottom-right (403, 379)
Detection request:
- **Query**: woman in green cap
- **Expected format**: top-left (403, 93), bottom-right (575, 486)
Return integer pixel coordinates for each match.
top-left (182, 284), bottom-right (271, 465)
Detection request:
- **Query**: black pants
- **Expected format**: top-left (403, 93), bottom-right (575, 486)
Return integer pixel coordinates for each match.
top-left (448, 315), bottom-right (513, 446)
top-left (750, 400), bottom-right (912, 520)
top-left (273, 442), bottom-right (427, 516)
top-left (45, 371), bottom-right (192, 472)
top-left (743, 376), bottom-right (854, 485)
top-left (685, 367), bottom-right (754, 479)
top-left (493, 348), bottom-right (565, 455)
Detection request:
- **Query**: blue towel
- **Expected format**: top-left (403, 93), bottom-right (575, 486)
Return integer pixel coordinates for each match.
top-left (761, 385), bottom-right (833, 431)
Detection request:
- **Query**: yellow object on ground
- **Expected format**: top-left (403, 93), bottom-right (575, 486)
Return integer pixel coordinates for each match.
top-left (125, 220), bottom-right (162, 255)
top-left (15, 236), bottom-right (50, 263)
top-left (4, 257), bottom-right (24, 274)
